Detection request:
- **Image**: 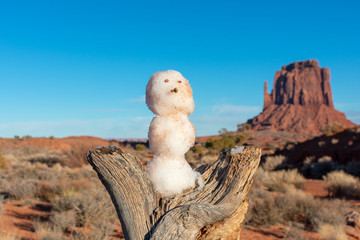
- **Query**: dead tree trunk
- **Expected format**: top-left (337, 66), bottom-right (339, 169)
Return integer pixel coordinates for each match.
top-left (87, 146), bottom-right (261, 240)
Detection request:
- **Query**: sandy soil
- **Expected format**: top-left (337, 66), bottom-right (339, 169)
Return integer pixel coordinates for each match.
top-left (0, 200), bottom-right (51, 240)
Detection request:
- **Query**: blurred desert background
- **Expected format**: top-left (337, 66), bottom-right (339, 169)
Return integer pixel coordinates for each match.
top-left (1, 1), bottom-right (360, 240)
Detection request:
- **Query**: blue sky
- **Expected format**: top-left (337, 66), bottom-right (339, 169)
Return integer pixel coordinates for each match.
top-left (0, 0), bottom-right (359, 138)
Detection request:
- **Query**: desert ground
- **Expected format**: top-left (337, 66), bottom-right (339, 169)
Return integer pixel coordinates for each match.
top-left (0, 125), bottom-right (359, 239)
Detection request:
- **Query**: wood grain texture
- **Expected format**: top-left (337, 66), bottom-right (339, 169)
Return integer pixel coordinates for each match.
top-left (87, 146), bottom-right (261, 240)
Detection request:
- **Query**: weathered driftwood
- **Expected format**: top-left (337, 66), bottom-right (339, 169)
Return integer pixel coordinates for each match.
top-left (87, 146), bottom-right (261, 240)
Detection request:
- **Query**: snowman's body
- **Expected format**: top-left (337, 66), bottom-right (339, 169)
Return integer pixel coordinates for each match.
top-left (148, 114), bottom-right (195, 156)
top-left (145, 70), bottom-right (202, 197)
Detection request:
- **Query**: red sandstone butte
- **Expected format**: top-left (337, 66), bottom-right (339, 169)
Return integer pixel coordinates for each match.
top-left (248, 59), bottom-right (356, 134)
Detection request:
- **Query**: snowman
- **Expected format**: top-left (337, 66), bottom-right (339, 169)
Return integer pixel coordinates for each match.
top-left (145, 70), bottom-right (203, 197)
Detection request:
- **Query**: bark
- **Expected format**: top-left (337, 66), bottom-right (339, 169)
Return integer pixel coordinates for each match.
top-left (87, 146), bottom-right (261, 240)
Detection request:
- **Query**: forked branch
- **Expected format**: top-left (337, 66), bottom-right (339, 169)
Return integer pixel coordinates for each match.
top-left (87, 146), bottom-right (261, 240)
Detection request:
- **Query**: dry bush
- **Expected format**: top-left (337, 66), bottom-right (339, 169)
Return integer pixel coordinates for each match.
top-left (322, 123), bottom-right (343, 136)
top-left (246, 188), bottom-right (316, 227)
top-left (0, 149), bottom-right (6, 169)
top-left (89, 220), bottom-right (115, 240)
top-left (262, 155), bottom-right (286, 171)
top-left (284, 223), bottom-right (311, 240)
top-left (198, 155), bottom-right (218, 166)
top-left (7, 164), bottom-right (61, 182)
top-left (317, 224), bottom-right (347, 240)
top-left (69, 231), bottom-right (88, 240)
top-left (135, 144), bottom-right (146, 151)
top-left (246, 180), bottom-right (350, 231)
top-left (245, 194), bottom-right (284, 227)
top-left (0, 196), bottom-right (3, 215)
top-left (0, 232), bottom-right (20, 240)
top-left (23, 151), bottom-right (68, 166)
top-left (65, 165), bottom-right (97, 180)
top-left (324, 171), bottom-right (360, 199)
top-left (34, 221), bottom-right (63, 240)
top-left (309, 199), bottom-right (348, 230)
top-left (276, 188), bottom-right (317, 224)
top-left (35, 181), bottom-right (60, 201)
top-left (259, 169), bottom-right (305, 192)
top-left (53, 185), bottom-right (117, 229)
top-left (205, 137), bottom-right (236, 151)
top-left (5, 164), bottom-right (63, 200)
top-left (8, 180), bottom-right (38, 200)
top-left (247, 186), bottom-right (271, 202)
top-left (50, 210), bottom-right (76, 232)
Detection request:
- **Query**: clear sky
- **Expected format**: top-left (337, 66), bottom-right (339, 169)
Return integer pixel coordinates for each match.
top-left (0, 0), bottom-right (359, 139)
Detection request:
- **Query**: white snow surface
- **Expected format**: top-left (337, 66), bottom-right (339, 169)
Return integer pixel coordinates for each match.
top-left (146, 156), bottom-right (198, 197)
top-left (146, 70), bottom-right (195, 116)
top-left (230, 146), bottom-right (245, 155)
top-left (145, 70), bottom-right (200, 197)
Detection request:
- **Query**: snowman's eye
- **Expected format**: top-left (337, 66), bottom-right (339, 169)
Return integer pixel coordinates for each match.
top-left (164, 79), bottom-right (169, 83)
top-left (178, 81), bottom-right (182, 83)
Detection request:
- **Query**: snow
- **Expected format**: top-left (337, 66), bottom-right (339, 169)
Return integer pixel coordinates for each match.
top-left (145, 70), bottom-right (202, 197)
top-left (230, 146), bottom-right (245, 155)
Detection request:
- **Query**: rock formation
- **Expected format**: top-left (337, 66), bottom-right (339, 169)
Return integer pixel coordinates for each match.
top-left (248, 59), bottom-right (356, 134)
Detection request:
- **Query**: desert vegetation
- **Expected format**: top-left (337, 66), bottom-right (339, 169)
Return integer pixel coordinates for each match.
top-left (242, 152), bottom-right (360, 239)
top-left (0, 128), bottom-right (359, 239)
top-left (0, 146), bottom-right (121, 239)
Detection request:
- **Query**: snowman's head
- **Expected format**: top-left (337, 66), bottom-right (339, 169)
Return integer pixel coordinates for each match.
top-left (146, 70), bottom-right (195, 115)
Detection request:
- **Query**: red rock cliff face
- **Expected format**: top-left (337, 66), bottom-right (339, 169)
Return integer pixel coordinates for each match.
top-left (248, 60), bottom-right (356, 134)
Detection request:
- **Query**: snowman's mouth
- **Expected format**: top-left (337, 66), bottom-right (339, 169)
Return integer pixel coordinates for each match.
top-left (171, 88), bottom-right (178, 93)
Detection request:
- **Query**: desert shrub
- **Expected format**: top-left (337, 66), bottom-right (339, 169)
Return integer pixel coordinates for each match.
top-left (276, 188), bottom-right (317, 224)
top-left (135, 144), bottom-right (146, 151)
top-left (0, 196), bottom-right (3, 215)
top-left (322, 123), bottom-right (343, 136)
top-left (34, 221), bottom-right (63, 240)
top-left (22, 135), bottom-right (32, 139)
top-left (205, 137), bottom-right (236, 151)
top-left (0, 150), bottom-right (6, 169)
top-left (324, 170), bottom-right (360, 199)
top-left (89, 220), bottom-right (115, 240)
top-left (9, 180), bottom-right (38, 200)
top-left (35, 181), bottom-right (61, 201)
top-left (191, 144), bottom-right (204, 155)
top-left (66, 165), bottom-right (96, 180)
top-left (309, 199), bottom-right (348, 230)
top-left (7, 165), bottom-right (60, 182)
top-left (0, 232), bottom-right (20, 240)
top-left (260, 169), bottom-right (304, 192)
top-left (285, 142), bottom-right (296, 150)
top-left (262, 155), bottom-right (287, 171)
top-left (317, 224), bottom-right (347, 240)
top-left (50, 210), bottom-right (76, 232)
top-left (199, 155), bottom-right (218, 165)
top-left (53, 186), bottom-right (117, 228)
top-left (185, 150), bottom-right (197, 166)
top-left (237, 123), bottom-right (252, 132)
top-left (205, 138), bottom-right (214, 148)
top-left (234, 134), bottom-right (247, 145)
top-left (246, 188), bottom-right (317, 227)
top-left (247, 186), bottom-right (271, 205)
top-left (24, 151), bottom-right (68, 166)
top-left (245, 195), bottom-right (284, 226)
top-left (284, 223), bottom-right (311, 240)
top-left (218, 128), bottom-right (228, 135)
